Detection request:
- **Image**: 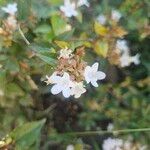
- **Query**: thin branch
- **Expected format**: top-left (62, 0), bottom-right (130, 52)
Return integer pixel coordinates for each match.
top-left (18, 24), bottom-right (30, 45)
top-left (53, 128), bottom-right (150, 137)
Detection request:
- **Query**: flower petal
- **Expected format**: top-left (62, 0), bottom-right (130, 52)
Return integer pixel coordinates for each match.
top-left (92, 62), bottom-right (99, 71)
top-left (91, 80), bottom-right (98, 87)
top-left (97, 71), bottom-right (106, 80)
top-left (62, 88), bottom-right (71, 98)
top-left (51, 84), bottom-right (62, 95)
top-left (63, 72), bottom-right (70, 80)
top-left (84, 66), bottom-right (91, 83)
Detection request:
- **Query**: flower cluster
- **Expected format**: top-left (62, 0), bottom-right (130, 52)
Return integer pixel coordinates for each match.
top-left (60, 0), bottom-right (89, 17)
top-left (96, 10), bottom-right (140, 68)
top-left (45, 47), bottom-right (106, 98)
top-left (102, 137), bottom-right (147, 150)
top-left (116, 39), bottom-right (140, 67)
top-left (0, 3), bottom-right (18, 47)
top-left (97, 10), bottom-right (121, 25)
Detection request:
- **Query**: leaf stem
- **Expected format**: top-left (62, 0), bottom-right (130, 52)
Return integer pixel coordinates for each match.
top-left (18, 24), bottom-right (30, 45)
top-left (59, 128), bottom-right (150, 137)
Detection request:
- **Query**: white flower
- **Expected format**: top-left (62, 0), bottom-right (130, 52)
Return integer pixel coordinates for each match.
top-left (84, 62), bottom-right (106, 87)
top-left (97, 15), bottom-right (106, 25)
top-left (50, 72), bottom-right (73, 98)
top-left (60, 0), bottom-right (78, 17)
top-left (120, 53), bottom-right (140, 67)
top-left (59, 47), bottom-right (72, 59)
top-left (102, 138), bottom-right (123, 150)
top-left (66, 145), bottom-right (74, 150)
top-left (107, 123), bottom-right (114, 131)
top-left (1, 3), bottom-right (17, 15)
top-left (111, 10), bottom-right (121, 22)
top-left (71, 82), bottom-right (86, 98)
top-left (120, 54), bottom-right (131, 67)
top-left (6, 16), bottom-right (17, 30)
top-left (116, 40), bottom-right (129, 54)
top-left (130, 53), bottom-right (140, 65)
top-left (77, 0), bottom-right (89, 7)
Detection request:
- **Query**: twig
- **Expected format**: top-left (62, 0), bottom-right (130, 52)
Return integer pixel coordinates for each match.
top-left (52, 128), bottom-right (150, 137)
top-left (18, 24), bottom-right (30, 45)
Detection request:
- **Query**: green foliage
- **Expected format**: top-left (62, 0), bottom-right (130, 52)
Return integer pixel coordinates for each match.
top-left (0, 0), bottom-right (149, 149)
top-left (10, 119), bottom-right (46, 150)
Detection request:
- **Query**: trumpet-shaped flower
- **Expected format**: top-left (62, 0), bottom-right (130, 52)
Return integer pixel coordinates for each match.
top-left (84, 62), bottom-right (106, 87)
top-left (71, 82), bottom-right (86, 98)
top-left (111, 10), bottom-right (121, 22)
top-left (50, 72), bottom-right (73, 98)
top-left (1, 3), bottom-right (17, 15)
top-left (59, 47), bottom-right (72, 59)
top-left (60, 0), bottom-right (78, 17)
top-left (97, 15), bottom-right (106, 25)
top-left (77, 0), bottom-right (89, 7)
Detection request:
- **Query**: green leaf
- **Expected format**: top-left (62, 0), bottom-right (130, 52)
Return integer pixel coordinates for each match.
top-left (29, 44), bottom-right (54, 53)
top-left (36, 53), bottom-right (56, 65)
top-left (56, 29), bottom-right (75, 41)
top-left (6, 83), bottom-right (24, 98)
top-left (34, 24), bottom-right (52, 34)
top-left (51, 14), bottom-right (71, 36)
top-left (10, 119), bottom-right (46, 150)
top-left (32, 0), bottom-right (55, 19)
top-left (94, 21), bottom-right (108, 36)
top-left (54, 40), bottom-right (69, 48)
top-left (94, 41), bottom-right (108, 58)
top-left (17, 0), bottom-right (31, 20)
top-left (75, 11), bottom-right (82, 23)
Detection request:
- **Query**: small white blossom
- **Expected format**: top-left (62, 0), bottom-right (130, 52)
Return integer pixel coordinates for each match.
top-left (97, 14), bottom-right (106, 25)
top-left (120, 53), bottom-right (140, 67)
top-left (102, 138), bottom-right (123, 150)
top-left (111, 10), bottom-right (121, 22)
top-left (59, 47), bottom-right (72, 59)
top-left (1, 3), bottom-right (17, 15)
top-left (84, 62), bottom-right (106, 87)
top-left (107, 123), bottom-right (114, 131)
top-left (77, 0), bottom-right (89, 7)
top-left (71, 82), bottom-right (86, 98)
top-left (66, 145), bottom-right (74, 150)
top-left (116, 40), bottom-right (129, 54)
top-left (50, 72), bottom-right (73, 98)
top-left (60, 0), bottom-right (78, 17)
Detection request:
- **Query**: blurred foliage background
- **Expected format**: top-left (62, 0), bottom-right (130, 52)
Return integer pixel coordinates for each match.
top-left (0, 0), bottom-right (149, 150)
